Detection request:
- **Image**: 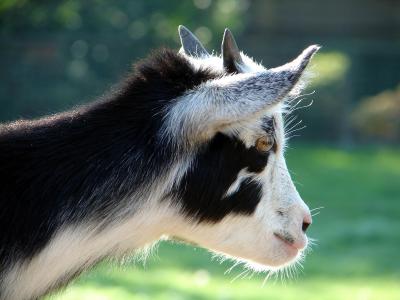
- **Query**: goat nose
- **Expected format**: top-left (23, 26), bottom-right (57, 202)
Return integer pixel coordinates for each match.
top-left (302, 213), bottom-right (312, 233)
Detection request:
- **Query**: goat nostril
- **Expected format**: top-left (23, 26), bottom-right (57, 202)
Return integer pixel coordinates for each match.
top-left (302, 221), bottom-right (311, 232)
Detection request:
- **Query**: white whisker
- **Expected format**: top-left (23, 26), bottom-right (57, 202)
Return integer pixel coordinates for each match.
top-left (310, 206), bottom-right (324, 212)
top-left (312, 211), bottom-right (320, 217)
top-left (289, 99), bottom-right (314, 114)
top-left (231, 269), bottom-right (250, 283)
top-left (285, 125), bottom-right (307, 136)
top-left (285, 119), bottom-right (303, 133)
top-left (285, 134), bottom-right (302, 140)
top-left (224, 260), bottom-right (241, 275)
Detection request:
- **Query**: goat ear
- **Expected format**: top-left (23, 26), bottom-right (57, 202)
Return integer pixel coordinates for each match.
top-left (178, 25), bottom-right (210, 57)
top-left (222, 28), bottom-right (244, 73)
top-left (167, 45), bottom-right (320, 140)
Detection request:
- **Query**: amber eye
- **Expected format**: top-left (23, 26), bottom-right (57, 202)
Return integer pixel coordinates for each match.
top-left (255, 136), bottom-right (274, 153)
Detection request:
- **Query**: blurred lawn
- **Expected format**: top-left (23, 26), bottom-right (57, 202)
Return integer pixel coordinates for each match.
top-left (47, 145), bottom-right (400, 300)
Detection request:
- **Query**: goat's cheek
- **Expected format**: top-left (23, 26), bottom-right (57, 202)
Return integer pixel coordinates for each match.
top-left (249, 202), bottom-right (275, 238)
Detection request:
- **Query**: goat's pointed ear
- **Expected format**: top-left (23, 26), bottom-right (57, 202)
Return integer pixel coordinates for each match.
top-left (270, 45), bottom-right (321, 86)
top-left (166, 45), bottom-right (320, 141)
top-left (209, 44), bottom-right (320, 113)
top-left (222, 28), bottom-right (244, 73)
top-left (178, 25), bottom-right (210, 57)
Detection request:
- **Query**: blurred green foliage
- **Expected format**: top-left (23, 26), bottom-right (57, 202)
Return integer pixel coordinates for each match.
top-left (310, 52), bottom-right (350, 87)
top-left (0, 0), bottom-right (246, 121)
top-left (352, 85), bottom-right (400, 143)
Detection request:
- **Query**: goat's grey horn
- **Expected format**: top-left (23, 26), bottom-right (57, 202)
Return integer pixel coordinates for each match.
top-left (222, 28), bottom-right (244, 73)
top-left (178, 25), bottom-right (209, 57)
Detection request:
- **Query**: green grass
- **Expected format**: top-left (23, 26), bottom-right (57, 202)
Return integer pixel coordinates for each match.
top-left (47, 145), bottom-right (400, 300)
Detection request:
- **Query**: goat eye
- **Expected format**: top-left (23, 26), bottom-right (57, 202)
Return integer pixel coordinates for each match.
top-left (255, 136), bottom-right (274, 153)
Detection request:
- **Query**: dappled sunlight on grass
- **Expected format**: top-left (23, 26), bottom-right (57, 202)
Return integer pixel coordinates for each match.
top-left (47, 145), bottom-right (400, 300)
top-left (48, 269), bottom-right (400, 300)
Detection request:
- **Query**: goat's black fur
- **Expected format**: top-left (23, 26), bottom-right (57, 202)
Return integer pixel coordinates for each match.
top-left (171, 132), bottom-right (267, 222)
top-left (0, 49), bottom-right (219, 269)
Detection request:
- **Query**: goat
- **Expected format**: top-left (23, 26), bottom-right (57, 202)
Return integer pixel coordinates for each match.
top-left (0, 26), bottom-right (319, 300)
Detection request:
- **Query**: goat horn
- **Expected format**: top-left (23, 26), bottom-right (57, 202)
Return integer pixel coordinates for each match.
top-left (178, 25), bottom-right (210, 57)
top-left (222, 28), bottom-right (244, 73)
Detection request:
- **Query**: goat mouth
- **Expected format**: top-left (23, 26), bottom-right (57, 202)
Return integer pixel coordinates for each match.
top-left (273, 232), bottom-right (301, 252)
